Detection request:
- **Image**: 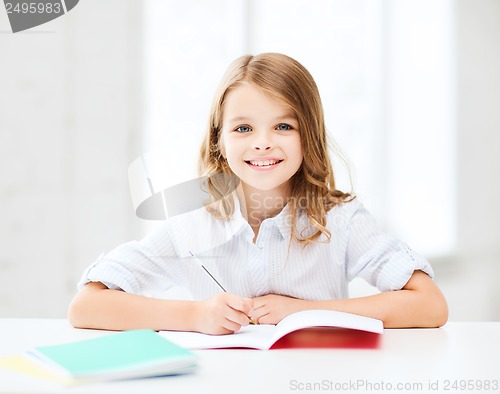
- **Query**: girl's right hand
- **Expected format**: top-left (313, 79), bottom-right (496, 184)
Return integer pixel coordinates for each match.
top-left (193, 293), bottom-right (253, 335)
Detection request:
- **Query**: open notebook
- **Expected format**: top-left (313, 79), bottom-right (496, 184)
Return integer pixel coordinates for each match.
top-left (160, 310), bottom-right (383, 350)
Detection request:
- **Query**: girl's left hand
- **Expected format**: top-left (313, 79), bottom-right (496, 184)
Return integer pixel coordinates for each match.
top-left (249, 294), bottom-right (309, 325)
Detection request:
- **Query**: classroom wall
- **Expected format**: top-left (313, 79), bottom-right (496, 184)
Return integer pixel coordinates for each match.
top-left (456, 0), bottom-right (500, 260)
top-left (0, 0), bottom-right (144, 317)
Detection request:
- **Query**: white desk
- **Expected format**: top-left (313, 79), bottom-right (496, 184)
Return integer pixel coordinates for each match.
top-left (0, 319), bottom-right (499, 394)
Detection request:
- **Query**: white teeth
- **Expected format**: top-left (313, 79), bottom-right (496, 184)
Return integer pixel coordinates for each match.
top-left (249, 159), bottom-right (279, 167)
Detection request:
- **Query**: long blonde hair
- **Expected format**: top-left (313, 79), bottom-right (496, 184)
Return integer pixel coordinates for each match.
top-left (199, 53), bottom-right (353, 245)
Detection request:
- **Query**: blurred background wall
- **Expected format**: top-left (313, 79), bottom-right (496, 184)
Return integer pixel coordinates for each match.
top-left (0, 0), bottom-right (499, 320)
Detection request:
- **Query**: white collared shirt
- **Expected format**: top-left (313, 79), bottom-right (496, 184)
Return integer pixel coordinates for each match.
top-left (78, 197), bottom-right (433, 300)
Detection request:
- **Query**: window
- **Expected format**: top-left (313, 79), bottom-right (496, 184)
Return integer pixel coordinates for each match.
top-left (142, 0), bottom-right (455, 258)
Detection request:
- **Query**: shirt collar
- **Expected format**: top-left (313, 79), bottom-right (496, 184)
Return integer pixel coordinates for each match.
top-left (264, 203), bottom-right (294, 240)
top-left (229, 194), bottom-right (300, 242)
top-left (166, 193), bottom-right (301, 257)
top-left (223, 194), bottom-right (253, 241)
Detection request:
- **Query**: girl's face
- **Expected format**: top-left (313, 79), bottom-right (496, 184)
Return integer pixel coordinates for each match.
top-left (220, 83), bottom-right (303, 193)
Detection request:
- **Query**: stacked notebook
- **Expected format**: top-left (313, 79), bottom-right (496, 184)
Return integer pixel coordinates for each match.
top-left (24, 329), bottom-right (197, 384)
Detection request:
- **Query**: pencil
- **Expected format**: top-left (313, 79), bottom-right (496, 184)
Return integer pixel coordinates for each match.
top-left (188, 251), bottom-right (227, 292)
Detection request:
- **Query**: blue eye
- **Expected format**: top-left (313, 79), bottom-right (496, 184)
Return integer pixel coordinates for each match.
top-left (235, 125), bottom-right (251, 133)
top-left (276, 123), bottom-right (292, 131)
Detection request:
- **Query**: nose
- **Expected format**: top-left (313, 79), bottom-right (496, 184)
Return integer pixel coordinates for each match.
top-left (253, 130), bottom-right (273, 151)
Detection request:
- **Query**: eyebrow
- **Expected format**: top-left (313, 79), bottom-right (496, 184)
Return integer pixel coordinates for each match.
top-left (227, 114), bottom-right (298, 123)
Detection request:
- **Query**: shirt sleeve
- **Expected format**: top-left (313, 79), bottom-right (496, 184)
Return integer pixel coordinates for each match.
top-left (345, 203), bottom-right (434, 292)
top-left (77, 224), bottom-right (186, 297)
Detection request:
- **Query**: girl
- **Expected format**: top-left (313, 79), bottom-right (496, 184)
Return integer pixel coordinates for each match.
top-left (68, 53), bottom-right (448, 334)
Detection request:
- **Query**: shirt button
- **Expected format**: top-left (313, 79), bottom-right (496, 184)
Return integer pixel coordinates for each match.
top-left (258, 242), bottom-right (264, 249)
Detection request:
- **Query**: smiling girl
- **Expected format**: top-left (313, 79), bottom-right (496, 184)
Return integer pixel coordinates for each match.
top-left (68, 53), bottom-right (448, 334)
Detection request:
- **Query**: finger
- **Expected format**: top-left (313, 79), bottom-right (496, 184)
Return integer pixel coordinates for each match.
top-left (207, 309), bottom-right (245, 334)
top-left (249, 303), bottom-right (267, 318)
top-left (251, 303), bottom-right (266, 312)
top-left (224, 307), bottom-right (250, 330)
top-left (208, 326), bottom-right (235, 335)
top-left (255, 311), bottom-right (271, 325)
top-left (220, 317), bottom-right (244, 333)
top-left (251, 295), bottom-right (271, 311)
top-left (225, 294), bottom-right (253, 315)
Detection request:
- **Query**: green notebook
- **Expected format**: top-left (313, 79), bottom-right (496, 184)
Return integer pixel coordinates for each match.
top-left (28, 329), bottom-right (196, 384)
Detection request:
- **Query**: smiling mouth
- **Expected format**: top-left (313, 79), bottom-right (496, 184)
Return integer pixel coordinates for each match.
top-left (244, 159), bottom-right (284, 167)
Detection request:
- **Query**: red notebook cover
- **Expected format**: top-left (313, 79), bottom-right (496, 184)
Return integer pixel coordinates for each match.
top-left (270, 327), bottom-right (381, 349)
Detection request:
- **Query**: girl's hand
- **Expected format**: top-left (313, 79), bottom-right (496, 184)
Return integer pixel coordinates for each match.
top-left (193, 293), bottom-right (254, 335)
top-left (250, 294), bottom-right (309, 325)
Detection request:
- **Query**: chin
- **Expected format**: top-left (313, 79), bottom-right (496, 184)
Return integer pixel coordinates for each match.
top-left (241, 178), bottom-right (290, 193)
top-left (243, 183), bottom-right (277, 191)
